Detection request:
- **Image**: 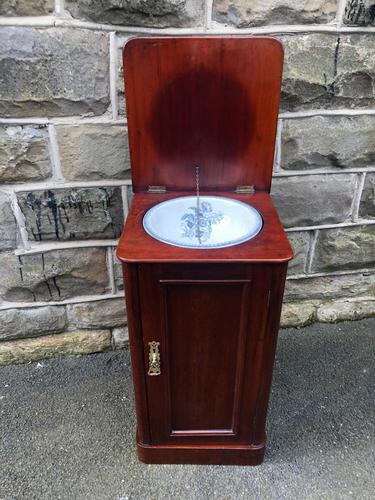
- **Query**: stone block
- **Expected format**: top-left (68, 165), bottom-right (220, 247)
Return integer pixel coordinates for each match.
top-left (284, 272), bottom-right (375, 302)
top-left (0, 125), bottom-right (51, 183)
top-left (281, 34), bottom-right (375, 111)
top-left (213, 0), bottom-right (337, 27)
top-left (0, 191), bottom-right (17, 250)
top-left (311, 225), bottom-right (375, 272)
top-left (337, 35), bottom-right (375, 108)
top-left (56, 124), bottom-right (131, 181)
top-left (359, 172), bottom-right (375, 218)
top-left (281, 34), bottom-right (338, 112)
top-left (0, 28), bottom-right (109, 118)
top-left (0, 0), bottom-right (54, 16)
top-left (286, 231), bottom-right (310, 275)
top-left (317, 298), bottom-right (375, 322)
top-left (0, 306), bottom-right (67, 342)
top-left (112, 326), bottom-right (129, 349)
top-left (271, 174), bottom-right (356, 228)
top-left (344, 0), bottom-right (375, 26)
top-left (67, 298), bottom-right (126, 329)
top-left (0, 330), bottom-right (112, 366)
top-left (0, 248), bottom-right (109, 303)
top-left (281, 115), bottom-right (375, 170)
top-left (17, 188), bottom-right (124, 242)
top-left (65, 0), bottom-right (205, 27)
top-left (280, 301), bottom-right (317, 328)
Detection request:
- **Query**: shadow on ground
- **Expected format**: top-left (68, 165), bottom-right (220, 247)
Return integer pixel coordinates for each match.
top-left (0, 319), bottom-right (374, 500)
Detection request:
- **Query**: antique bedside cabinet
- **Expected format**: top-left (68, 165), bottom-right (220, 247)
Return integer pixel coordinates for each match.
top-left (116, 36), bottom-right (293, 465)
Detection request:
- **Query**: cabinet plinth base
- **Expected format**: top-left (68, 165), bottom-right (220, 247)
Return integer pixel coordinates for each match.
top-left (137, 441), bottom-right (266, 465)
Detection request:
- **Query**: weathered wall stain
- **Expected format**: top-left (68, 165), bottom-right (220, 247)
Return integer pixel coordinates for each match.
top-left (344, 0), bottom-right (375, 26)
top-left (1, 248), bottom-right (109, 304)
top-left (18, 188), bottom-right (124, 242)
top-left (324, 36), bottom-right (341, 97)
top-left (1, 2), bottom-right (375, 365)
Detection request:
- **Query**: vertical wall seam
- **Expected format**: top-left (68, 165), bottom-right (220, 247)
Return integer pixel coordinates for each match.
top-left (306, 230), bottom-right (319, 274)
top-left (54, 0), bottom-right (65, 17)
top-left (336, 0), bottom-right (348, 28)
top-left (351, 172), bottom-right (366, 222)
top-left (273, 118), bottom-right (283, 172)
top-left (48, 123), bottom-right (64, 182)
top-left (9, 191), bottom-right (30, 250)
top-left (205, 0), bottom-right (213, 30)
top-left (121, 185), bottom-right (130, 221)
top-left (109, 31), bottom-right (119, 121)
top-left (106, 246), bottom-right (116, 294)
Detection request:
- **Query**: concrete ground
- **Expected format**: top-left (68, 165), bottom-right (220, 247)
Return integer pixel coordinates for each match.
top-left (0, 319), bottom-right (374, 500)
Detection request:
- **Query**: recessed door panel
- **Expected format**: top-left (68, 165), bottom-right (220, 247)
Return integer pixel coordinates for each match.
top-left (164, 281), bottom-right (247, 433)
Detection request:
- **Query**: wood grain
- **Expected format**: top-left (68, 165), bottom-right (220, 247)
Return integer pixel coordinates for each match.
top-left (117, 36), bottom-right (291, 465)
top-left (116, 191), bottom-right (293, 263)
top-left (123, 36), bottom-right (283, 193)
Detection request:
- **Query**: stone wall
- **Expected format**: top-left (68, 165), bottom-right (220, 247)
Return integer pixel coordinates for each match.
top-left (0, 0), bottom-right (374, 365)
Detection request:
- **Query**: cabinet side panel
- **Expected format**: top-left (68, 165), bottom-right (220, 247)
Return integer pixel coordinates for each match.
top-left (253, 262), bottom-right (288, 443)
top-left (123, 263), bottom-right (150, 444)
top-left (163, 281), bottom-right (246, 433)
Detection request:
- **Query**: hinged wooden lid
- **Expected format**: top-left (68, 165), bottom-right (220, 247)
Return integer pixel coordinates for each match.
top-left (123, 36), bottom-right (283, 193)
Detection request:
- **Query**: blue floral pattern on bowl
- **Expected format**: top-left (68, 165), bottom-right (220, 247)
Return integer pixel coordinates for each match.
top-left (142, 195), bottom-right (263, 249)
top-left (181, 201), bottom-right (224, 242)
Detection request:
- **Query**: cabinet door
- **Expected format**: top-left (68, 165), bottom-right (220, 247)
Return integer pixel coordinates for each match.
top-left (138, 264), bottom-right (272, 446)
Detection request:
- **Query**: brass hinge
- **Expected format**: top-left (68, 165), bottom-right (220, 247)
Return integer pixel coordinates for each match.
top-left (235, 185), bottom-right (255, 194)
top-left (148, 185), bottom-right (166, 193)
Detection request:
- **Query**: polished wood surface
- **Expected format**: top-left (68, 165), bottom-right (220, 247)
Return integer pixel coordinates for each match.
top-left (116, 191), bottom-right (293, 263)
top-left (137, 441), bottom-right (266, 465)
top-left (118, 36), bottom-right (291, 465)
top-left (123, 262), bottom-right (288, 465)
top-left (123, 36), bottom-right (283, 193)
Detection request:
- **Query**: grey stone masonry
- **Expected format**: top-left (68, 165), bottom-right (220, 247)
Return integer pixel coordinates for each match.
top-left (281, 116), bottom-right (375, 170)
top-left (0, 28), bottom-right (109, 118)
top-left (280, 301), bottom-right (317, 327)
top-left (112, 326), bottom-right (129, 349)
top-left (213, 0), bottom-right (338, 27)
top-left (1, 1), bottom-right (375, 363)
top-left (285, 272), bottom-right (375, 302)
top-left (56, 125), bottom-right (130, 181)
top-left (271, 174), bottom-right (357, 228)
top-left (286, 231), bottom-right (311, 275)
top-left (359, 172), bottom-right (375, 218)
top-left (17, 188), bottom-right (124, 242)
top-left (0, 191), bottom-right (17, 250)
top-left (338, 35), bottom-right (375, 108)
top-left (344, 0), bottom-right (375, 26)
top-left (112, 247), bottom-right (124, 292)
top-left (0, 248), bottom-right (109, 303)
top-left (65, 0), bottom-right (205, 27)
top-left (0, 306), bottom-right (67, 342)
top-left (0, 125), bottom-right (51, 183)
top-left (316, 298), bottom-right (375, 322)
top-left (0, 330), bottom-right (112, 365)
top-left (0, 0), bottom-right (54, 16)
top-left (281, 34), bottom-right (375, 111)
top-left (67, 298), bottom-right (126, 329)
top-left (312, 225), bottom-right (375, 272)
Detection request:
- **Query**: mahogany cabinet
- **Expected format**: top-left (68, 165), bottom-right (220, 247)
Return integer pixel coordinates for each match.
top-left (116, 36), bottom-right (293, 465)
top-left (122, 261), bottom-right (288, 464)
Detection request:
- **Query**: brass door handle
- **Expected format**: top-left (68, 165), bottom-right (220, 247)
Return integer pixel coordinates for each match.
top-left (148, 341), bottom-right (161, 376)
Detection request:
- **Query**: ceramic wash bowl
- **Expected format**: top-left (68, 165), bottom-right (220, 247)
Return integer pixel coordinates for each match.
top-left (143, 195), bottom-right (263, 249)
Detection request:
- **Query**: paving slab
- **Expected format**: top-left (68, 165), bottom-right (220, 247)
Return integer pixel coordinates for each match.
top-left (0, 319), bottom-right (374, 500)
